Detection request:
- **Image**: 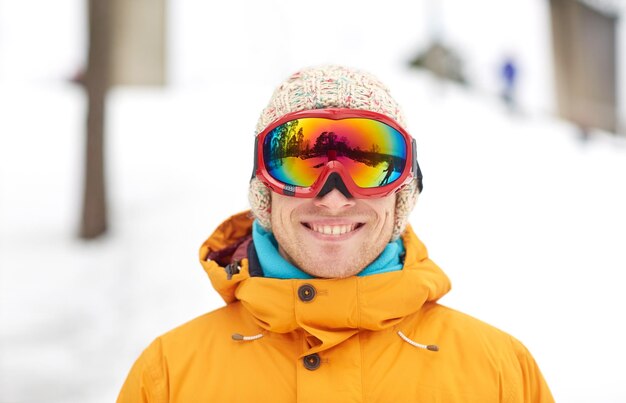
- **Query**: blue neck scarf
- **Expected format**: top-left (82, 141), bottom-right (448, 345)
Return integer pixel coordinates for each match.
top-left (251, 221), bottom-right (404, 279)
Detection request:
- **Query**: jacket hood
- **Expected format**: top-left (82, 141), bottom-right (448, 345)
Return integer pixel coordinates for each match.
top-left (199, 211), bottom-right (451, 355)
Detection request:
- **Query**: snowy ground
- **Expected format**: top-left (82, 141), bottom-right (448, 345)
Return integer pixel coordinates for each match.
top-left (1, 69), bottom-right (626, 403)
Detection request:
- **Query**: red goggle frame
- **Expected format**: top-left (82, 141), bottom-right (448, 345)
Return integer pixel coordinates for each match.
top-left (252, 108), bottom-right (422, 198)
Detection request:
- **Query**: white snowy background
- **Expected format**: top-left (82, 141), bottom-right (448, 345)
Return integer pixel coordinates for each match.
top-left (1, 0), bottom-right (626, 402)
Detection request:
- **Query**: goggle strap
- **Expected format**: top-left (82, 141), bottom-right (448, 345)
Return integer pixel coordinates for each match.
top-left (412, 138), bottom-right (424, 193)
top-left (411, 138), bottom-right (420, 178)
top-left (251, 139), bottom-right (259, 181)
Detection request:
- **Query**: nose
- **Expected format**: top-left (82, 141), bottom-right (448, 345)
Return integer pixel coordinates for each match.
top-left (313, 189), bottom-right (356, 212)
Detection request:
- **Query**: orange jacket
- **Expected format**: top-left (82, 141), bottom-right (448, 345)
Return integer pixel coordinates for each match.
top-left (118, 211), bottom-right (553, 402)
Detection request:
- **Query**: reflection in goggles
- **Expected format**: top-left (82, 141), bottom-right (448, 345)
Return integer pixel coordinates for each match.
top-left (263, 118), bottom-right (407, 188)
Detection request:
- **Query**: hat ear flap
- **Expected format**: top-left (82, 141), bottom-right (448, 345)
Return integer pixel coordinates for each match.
top-left (248, 177), bottom-right (272, 231)
top-left (392, 178), bottom-right (420, 240)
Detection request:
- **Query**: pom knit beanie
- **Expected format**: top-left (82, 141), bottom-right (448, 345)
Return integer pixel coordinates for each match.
top-left (248, 65), bottom-right (421, 240)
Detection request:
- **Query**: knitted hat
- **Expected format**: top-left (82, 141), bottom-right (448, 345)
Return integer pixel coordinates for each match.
top-left (248, 65), bottom-right (421, 240)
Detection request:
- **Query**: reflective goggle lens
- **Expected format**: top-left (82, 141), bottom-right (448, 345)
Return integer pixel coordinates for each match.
top-left (262, 117), bottom-right (407, 188)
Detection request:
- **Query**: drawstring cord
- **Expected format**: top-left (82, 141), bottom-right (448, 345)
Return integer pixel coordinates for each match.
top-left (232, 330), bottom-right (437, 352)
top-left (232, 333), bottom-right (264, 341)
top-left (397, 331), bottom-right (439, 352)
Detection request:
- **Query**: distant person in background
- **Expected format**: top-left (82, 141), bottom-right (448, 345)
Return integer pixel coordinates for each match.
top-left (117, 65), bottom-right (554, 402)
top-left (501, 56), bottom-right (518, 111)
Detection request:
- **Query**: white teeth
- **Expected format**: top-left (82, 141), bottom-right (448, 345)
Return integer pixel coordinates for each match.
top-left (310, 224), bottom-right (357, 236)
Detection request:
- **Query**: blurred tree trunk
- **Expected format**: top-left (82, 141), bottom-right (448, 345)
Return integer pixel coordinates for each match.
top-left (80, 0), bottom-right (111, 239)
top-left (549, 0), bottom-right (617, 133)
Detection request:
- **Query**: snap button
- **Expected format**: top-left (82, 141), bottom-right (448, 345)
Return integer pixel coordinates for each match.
top-left (298, 284), bottom-right (316, 302)
top-left (303, 353), bottom-right (321, 370)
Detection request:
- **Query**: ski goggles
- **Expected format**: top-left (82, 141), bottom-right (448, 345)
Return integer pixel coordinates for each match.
top-left (252, 108), bottom-right (422, 198)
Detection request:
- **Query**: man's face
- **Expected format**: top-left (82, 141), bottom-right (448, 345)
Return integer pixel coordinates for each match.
top-left (271, 189), bottom-right (396, 278)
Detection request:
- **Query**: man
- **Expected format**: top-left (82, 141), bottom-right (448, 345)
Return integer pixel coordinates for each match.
top-left (118, 65), bottom-right (553, 402)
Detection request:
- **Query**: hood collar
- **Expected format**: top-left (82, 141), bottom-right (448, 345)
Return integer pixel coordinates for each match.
top-left (200, 211), bottom-right (451, 355)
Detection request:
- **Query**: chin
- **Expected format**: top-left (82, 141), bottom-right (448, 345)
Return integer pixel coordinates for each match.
top-left (305, 267), bottom-right (359, 279)
top-left (302, 256), bottom-right (361, 279)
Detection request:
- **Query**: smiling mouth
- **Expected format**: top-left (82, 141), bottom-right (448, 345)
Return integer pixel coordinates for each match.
top-left (302, 222), bottom-right (365, 236)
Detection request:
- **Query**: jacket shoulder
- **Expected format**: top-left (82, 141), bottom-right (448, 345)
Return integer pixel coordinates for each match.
top-left (419, 303), bottom-right (514, 339)
top-left (117, 302), bottom-right (251, 403)
top-left (405, 303), bottom-right (554, 402)
top-left (159, 302), bottom-right (250, 346)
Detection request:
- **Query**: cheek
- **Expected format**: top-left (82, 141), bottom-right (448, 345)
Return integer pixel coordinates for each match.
top-left (271, 195), bottom-right (303, 226)
top-left (371, 196), bottom-right (396, 220)
top-left (270, 200), bottom-right (286, 229)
